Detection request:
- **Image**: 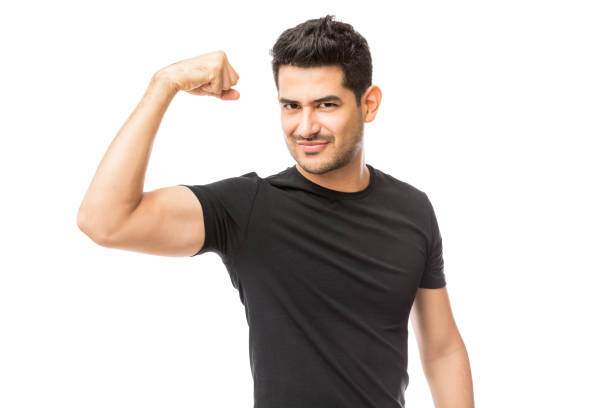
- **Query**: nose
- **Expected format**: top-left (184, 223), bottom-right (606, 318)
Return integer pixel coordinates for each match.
top-left (296, 108), bottom-right (321, 139)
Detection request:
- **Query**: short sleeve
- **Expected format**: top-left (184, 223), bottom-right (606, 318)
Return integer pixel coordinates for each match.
top-left (419, 194), bottom-right (446, 288)
top-left (179, 171), bottom-right (260, 259)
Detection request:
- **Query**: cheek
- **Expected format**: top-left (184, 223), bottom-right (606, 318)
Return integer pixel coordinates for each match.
top-left (323, 114), bottom-right (350, 133)
top-left (280, 117), bottom-right (295, 135)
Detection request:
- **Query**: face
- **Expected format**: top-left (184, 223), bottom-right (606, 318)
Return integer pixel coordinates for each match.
top-left (277, 65), bottom-right (365, 175)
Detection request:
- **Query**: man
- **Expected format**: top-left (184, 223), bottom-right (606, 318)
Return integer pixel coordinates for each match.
top-left (77, 14), bottom-right (474, 408)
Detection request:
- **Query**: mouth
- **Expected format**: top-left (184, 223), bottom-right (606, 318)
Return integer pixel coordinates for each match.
top-left (297, 142), bottom-right (329, 152)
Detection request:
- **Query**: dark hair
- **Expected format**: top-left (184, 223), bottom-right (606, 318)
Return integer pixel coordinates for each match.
top-left (270, 14), bottom-right (372, 107)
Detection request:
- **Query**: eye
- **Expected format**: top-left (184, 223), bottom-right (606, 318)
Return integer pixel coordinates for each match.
top-left (320, 102), bottom-right (337, 109)
top-left (282, 102), bottom-right (338, 111)
top-left (283, 103), bottom-right (299, 110)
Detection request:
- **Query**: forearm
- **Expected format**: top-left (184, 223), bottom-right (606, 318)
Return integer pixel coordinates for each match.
top-left (77, 72), bottom-right (177, 237)
top-left (422, 345), bottom-right (474, 408)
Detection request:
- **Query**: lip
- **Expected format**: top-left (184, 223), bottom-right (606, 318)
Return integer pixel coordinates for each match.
top-left (297, 142), bottom-right (329, 152)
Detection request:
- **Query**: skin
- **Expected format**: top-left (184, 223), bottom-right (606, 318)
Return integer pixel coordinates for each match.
top-left (277, 64), bottom-right (381, 193)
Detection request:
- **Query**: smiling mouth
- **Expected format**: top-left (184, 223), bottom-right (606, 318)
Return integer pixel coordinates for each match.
top-left (298, 142), bottom-right (329, 152)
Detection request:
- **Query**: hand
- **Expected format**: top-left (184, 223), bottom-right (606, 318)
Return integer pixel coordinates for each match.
top-left (157, 50), bottom-right (240, 100)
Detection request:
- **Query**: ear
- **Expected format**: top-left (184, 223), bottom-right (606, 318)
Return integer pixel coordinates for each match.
top-left (361, 85), bottom-right (382, 123)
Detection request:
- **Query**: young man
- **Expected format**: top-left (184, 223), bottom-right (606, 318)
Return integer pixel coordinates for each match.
top-left (77, 14), bottom-right (474, 408)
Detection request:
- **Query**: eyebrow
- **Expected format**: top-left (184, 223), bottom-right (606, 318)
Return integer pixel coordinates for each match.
top-left (278, 95), bottom-right (342, 104)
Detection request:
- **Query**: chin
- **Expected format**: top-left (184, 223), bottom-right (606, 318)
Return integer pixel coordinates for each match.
top-left (298, 159), bottom-right (336, 175)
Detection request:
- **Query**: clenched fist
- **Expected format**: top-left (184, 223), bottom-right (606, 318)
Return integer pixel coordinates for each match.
top-left (156, 50), bottom-right (240, 100)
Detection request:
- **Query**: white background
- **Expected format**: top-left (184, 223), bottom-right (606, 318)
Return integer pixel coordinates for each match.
top-left (1, 1), bottom-right (610, 407)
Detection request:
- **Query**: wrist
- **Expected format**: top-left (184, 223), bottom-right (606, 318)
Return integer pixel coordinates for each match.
top-left (151, 70), bottom-right (179, 95)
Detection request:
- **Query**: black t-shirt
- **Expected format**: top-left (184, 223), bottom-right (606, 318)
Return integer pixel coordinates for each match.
top-left (179, 163), bottom-right (446, 408)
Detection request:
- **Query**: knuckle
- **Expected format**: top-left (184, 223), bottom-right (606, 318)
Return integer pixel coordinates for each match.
top-left (215, 50), bottom-right (227, 61)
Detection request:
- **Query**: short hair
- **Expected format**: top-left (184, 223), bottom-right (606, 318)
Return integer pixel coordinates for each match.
top-left (270, 14), bottom-right (373, 107)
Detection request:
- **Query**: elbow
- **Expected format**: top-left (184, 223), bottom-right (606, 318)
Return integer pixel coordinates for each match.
top-left (76, 209), bottom-right (89, 232)
top-left (76, 210), bottom-right (113, 247)
top-left (419, 328), bottom-right (466, 364)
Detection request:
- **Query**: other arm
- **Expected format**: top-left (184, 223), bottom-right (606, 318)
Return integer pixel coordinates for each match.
top-left (410, 286), bottom-right (475, 408)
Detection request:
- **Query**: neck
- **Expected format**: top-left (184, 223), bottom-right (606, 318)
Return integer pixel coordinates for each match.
top-left (295, 157), bottom-right (370, 193)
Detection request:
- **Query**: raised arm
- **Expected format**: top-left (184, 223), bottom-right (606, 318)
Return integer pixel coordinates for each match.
top-left (77, 51), bottom-right (240, 257)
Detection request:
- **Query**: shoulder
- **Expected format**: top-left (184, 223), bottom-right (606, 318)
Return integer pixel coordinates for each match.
top-left (205, 170), bottom-right (260, 190)
top-left (184, 171), bottom-right (261, 207)
top-left (373, 166), bottom-right (429, 201)
top-left (261, 166), bottom-right (294, 184)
